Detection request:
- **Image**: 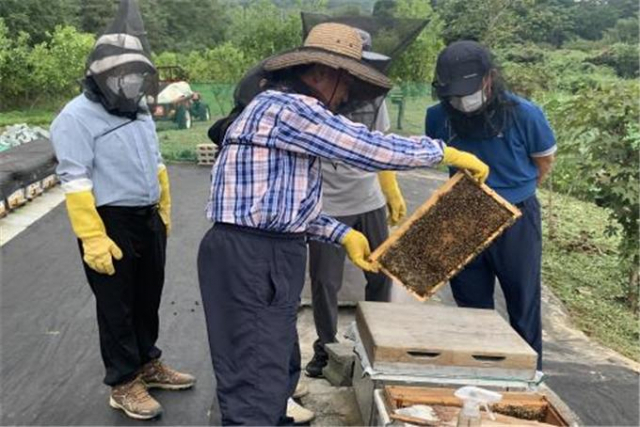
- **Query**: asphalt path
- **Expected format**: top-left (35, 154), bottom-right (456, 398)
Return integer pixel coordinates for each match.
top-left (1, 164), bottom-right (638, 426)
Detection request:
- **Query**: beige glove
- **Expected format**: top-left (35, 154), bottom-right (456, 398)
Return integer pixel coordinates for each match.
top-left (342, 229), bottom-right (379, 272)
top-left (378, 171), bottom-right (407, 226)
top-left (442, 146), bottom-right (490, 183)
top-left (158, 165), bottom-right (171, 235)
top-left (65, 190), bottom-right (123, 275)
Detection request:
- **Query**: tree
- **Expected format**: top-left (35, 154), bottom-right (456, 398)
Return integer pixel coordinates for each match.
top-left (570, 0), bottom-right (619, 41)
top-left (0, 0), bottom-right (80, 45)
top-left (380, 0), bottom-right (444, 84)
top-left (546, 79), bottom-right (640, 311)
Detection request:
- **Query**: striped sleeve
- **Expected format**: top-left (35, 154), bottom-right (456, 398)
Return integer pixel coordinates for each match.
top-left (307, 213), bottom-right (350, 245)
top-left (271, 96), bottom-right (445, 172)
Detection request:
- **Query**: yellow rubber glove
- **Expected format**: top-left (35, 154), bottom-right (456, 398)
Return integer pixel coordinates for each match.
top-left (341, 229), bottom-right (379, 273)
top-left (158, 165), bottom-right (172, 236)
top-left (442, 146), bottom-right (490, 183)
top-left (378, 171), bottom-right (406, 226)
top-left (65, 190), bottom-right (123, 275)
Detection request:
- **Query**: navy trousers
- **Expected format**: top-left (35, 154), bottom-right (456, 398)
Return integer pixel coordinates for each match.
top-left (450, 195), bottom-right (543, 369)
top-left (198, 224), bottom-right (305, 426)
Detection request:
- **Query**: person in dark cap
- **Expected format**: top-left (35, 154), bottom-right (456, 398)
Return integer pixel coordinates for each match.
top-left (198, 23), bottom-right (488, 426)
top-left (426, 40), bottom-right (557, 370)
top-left (49, 0), bottom-right (194, 420)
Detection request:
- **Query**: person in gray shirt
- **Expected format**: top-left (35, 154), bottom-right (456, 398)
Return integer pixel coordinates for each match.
top-left (49, 0), bottom-right (193, 420)
top-left (305, 96), bottom-right (406, 377)
top-left (304, 28), bottom-right (407, 378)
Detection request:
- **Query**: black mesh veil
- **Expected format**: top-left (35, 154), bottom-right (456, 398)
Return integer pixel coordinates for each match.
top-left (301, 12), bottom-right (429, 74)
top-left (85, 0), bottom-right (157, 115)
top-left (302, 12), bottom-right (428, 129)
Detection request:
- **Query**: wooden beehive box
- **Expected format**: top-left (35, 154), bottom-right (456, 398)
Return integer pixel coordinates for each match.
top-left (370, 171), bottom-right (521, 301)
top-left (356, 302), bottom-right (538, 379)
top-left (382, 385), bottom-right (572, 426)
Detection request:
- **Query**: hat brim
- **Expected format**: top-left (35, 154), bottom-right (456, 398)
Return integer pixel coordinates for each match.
top-left (436, 75), bottom-right (483, 98)
top-left (264, 47), bottom-right (392, 91)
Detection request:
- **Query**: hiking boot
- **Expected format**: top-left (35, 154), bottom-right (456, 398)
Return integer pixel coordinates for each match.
top-left (304, 352), bottom-right (328, 378)
top-left (109, 376), bottom-right (162, 420)
top-left (140, 359), bottom-right (196, 390)
top-left (292, 382), bottom-right (309, 399)
top-left (287, 398), bottom-right (315, 424)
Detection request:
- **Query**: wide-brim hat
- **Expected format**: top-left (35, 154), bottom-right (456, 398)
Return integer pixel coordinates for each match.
top-left (263, 23), bottom-right (392, 93)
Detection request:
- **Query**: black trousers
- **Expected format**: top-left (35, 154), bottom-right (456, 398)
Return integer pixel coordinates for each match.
top-left (308, 206), bottom-right (391, 356)
top-left (198, 224), bottom-right (305, 426)
top-left (80, 205), bottom-right (166, 386)
top-left (450, 195), bottom-right (543, 369)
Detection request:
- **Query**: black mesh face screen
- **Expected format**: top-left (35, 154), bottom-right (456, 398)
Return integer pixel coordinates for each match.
top-left (301, 12), bottom-right (429, 73)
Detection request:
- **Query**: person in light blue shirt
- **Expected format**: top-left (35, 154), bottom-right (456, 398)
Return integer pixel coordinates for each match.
top-left (49, 0), bottom-right (193, 420)
top-left (426, 40), bottom-right (557, 370)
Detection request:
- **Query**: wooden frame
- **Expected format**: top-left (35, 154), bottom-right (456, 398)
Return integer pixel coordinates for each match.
top-left (383, 385), bottom-right (570, 426)
top-left (370, 171), bottom-right (521, 301)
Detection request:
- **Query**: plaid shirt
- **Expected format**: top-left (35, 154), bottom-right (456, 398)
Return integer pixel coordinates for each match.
top-left (206, 90), bottom-right (445, 244)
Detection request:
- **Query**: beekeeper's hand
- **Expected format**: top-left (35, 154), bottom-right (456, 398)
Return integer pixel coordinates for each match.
top-left (442, 146), bottom-right (489, 183)
top-left (64, 189), bottom-right (123, 275)
top-left (342, 229), bottom-right (379, 273)
top-left (81, 236), bottom-right (123, 275)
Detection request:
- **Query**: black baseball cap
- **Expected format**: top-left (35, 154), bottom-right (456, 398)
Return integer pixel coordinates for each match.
top-left (433, 40), bottom-right (492, 97)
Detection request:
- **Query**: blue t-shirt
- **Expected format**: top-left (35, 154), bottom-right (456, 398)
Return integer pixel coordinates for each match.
top-left (425, 93), bottom-right (556, 204)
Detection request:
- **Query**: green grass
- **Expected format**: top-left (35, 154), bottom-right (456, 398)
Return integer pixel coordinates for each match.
top-left (539, 188), bottom-right (639, 361)
top-left (0, 109), bottom-right (57, 127)
top-left (157, 120), bottom-right (214, 162)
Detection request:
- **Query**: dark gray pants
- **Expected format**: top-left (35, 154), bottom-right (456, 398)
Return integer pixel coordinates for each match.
top-left (308, 206), bottom-right (391, 355)
top-left (198, 224), bottom-right (305, 426)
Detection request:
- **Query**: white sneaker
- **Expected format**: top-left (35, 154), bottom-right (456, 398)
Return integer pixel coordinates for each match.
top-left (292, 382), bottom-right (309, 399)
top-left (287, 398), bottom-right (315, 424)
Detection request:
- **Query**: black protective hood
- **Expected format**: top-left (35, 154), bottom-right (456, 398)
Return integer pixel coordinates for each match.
top-left (84, 0), bottom-right (157, 117)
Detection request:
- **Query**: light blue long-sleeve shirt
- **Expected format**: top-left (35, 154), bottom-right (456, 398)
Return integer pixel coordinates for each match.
top-left (50, 94), bottom-right (163, 206)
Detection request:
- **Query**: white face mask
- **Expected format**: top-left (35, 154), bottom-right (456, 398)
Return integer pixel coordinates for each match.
top-left (450, 88), bottom-right (485, 113)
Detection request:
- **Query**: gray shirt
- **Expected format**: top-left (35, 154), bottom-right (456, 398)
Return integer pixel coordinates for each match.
top-left (321, 100), bottom-right (390, 217)
top-left (50, 94), bottom-right (162, 207)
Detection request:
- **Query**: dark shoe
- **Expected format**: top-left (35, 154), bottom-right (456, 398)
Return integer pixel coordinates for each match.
top-left (304, 352), bottom-right (327, 378)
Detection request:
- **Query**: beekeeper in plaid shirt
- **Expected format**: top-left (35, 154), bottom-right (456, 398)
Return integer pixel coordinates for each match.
top-left (197, 23), bottom-right (489, 426)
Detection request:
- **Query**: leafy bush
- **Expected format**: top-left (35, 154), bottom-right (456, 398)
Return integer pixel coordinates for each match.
top-left (0, 23), bottom-right (94, 110)
top-left (544, 80), bottom-right (640, 310)
top-left (586, 43), bottom-right (640, 79)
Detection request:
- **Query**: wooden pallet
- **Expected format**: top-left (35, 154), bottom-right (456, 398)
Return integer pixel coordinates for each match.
top-left (25, 181), bottom-right (43, 200)
top-left (41, 174), bottom-right (58, 190)
top-left (7, 189), bottom-right (27, 209)
top-left (197, 143), bottom-right (218, 166)
top-left (370, 171), bottom-right (521, 301)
